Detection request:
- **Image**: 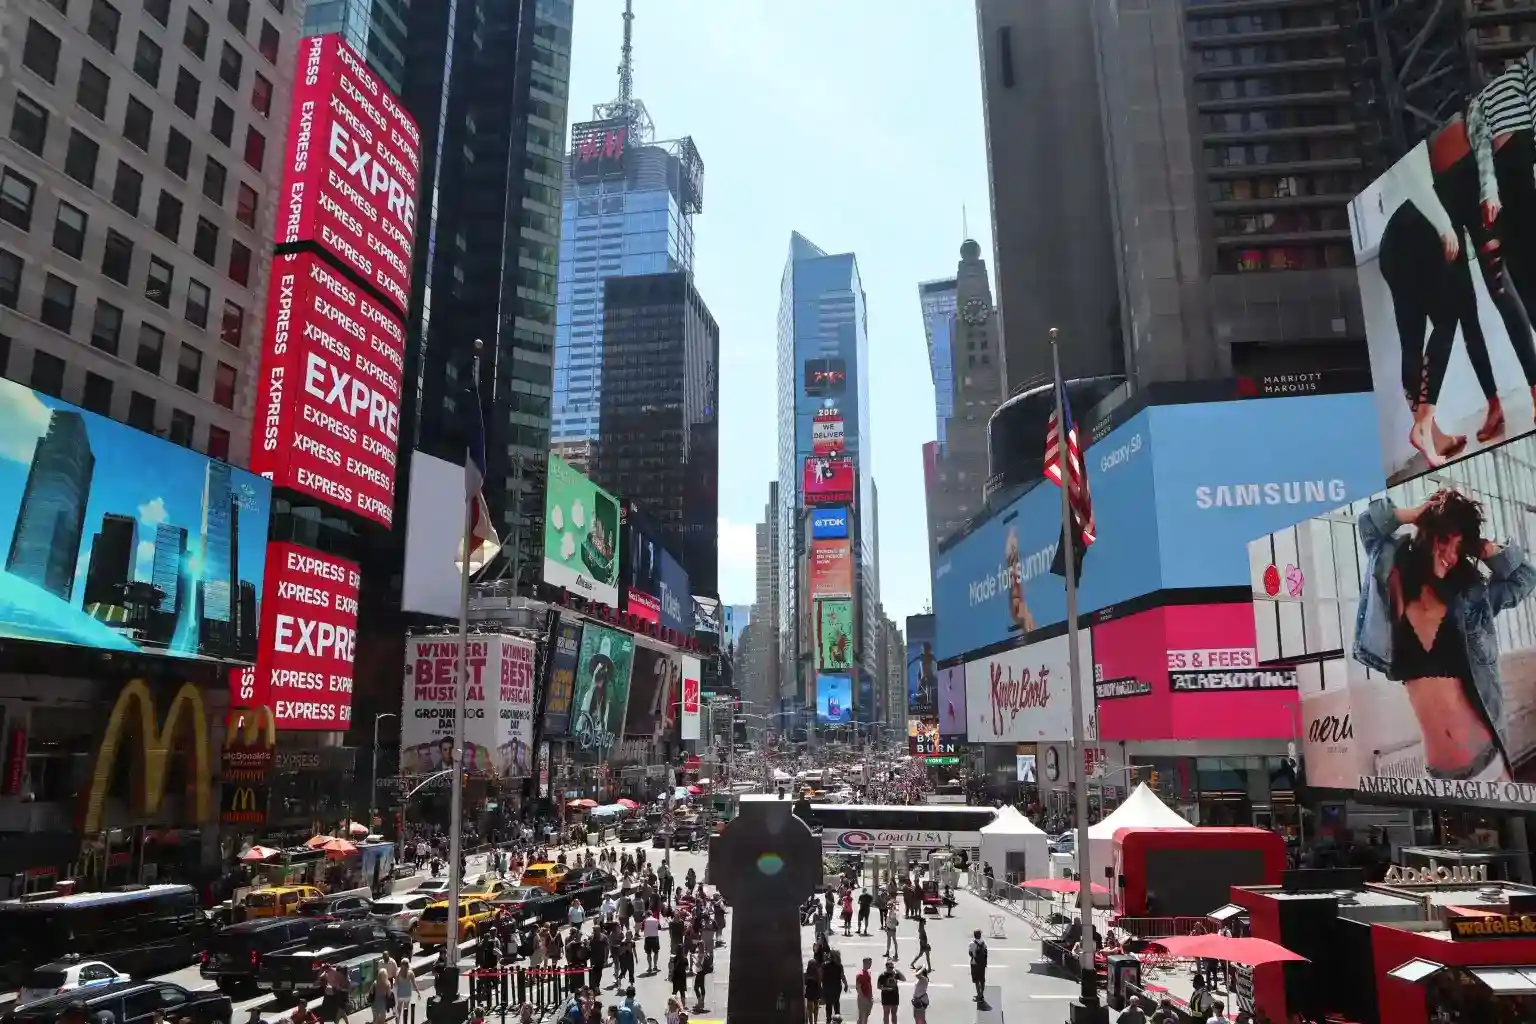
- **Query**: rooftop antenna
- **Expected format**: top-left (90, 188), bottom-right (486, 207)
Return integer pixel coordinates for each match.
top-left (962, 204), bottom-right (969, 241)
top-left (591, 0), bottom-right (654, 143)
top-left (617, 0), bottom-right (635, 110)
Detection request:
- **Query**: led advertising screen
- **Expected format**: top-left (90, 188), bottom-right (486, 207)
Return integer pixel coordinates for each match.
top-left (816, 598), bottom-right (854, 673)
top-left (400, 634), bottom-right (536, 777)
top-left (804, 456), bottom-right (856, 506)
top-left (811, 506), bottom-right (848, 540)
top-left (812, 407), bottom-right (844, 455)
top-left (0, 376), bottom-right (271, 662)
top-left (258, 543), bottom-right (359, 729)
top-left (908, 719), bottom-right (954, 757)
top-left (1251, 437), bottom-right (1536, 808)
top-left (680, 654), bottom-right (702, 740)
top-left (540, 618), bottom-right (583, 737)
top-left (804, 358), bottom-right (847, 397)
top-left (249, 252), bottom-right (405, 527)
top-left (1349, 48), bottom-right (1536, 489)
top-left (571, 118), bottom-right (629, 181)
top-left (543, 455), bottom-right (622, 609)
top-left (907, 639), bottom-right (936, 719)
top-left (933, 395), bottom-right (1383, 661)
top-left (277, 34), bottom-right (421, 314)
top-left (963, 629), bottom-right (1093, 743)
top-left (620, 506), bottom-right (691, 634)
top-left (809, 538), bottom-right (853, 599)
top-left (817, 674), bottom-right (853, 723)
top-left (937, 665), bottom-right (966, 736)
top-left (625, 645), bottom-right (679, 742)
top-left (569, 623), bottom-right (634, 754)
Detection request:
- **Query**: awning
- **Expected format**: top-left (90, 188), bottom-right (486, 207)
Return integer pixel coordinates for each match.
top-left (1207, 904), bottom-right (1248, 922)
top-left (1387, 959), bottom-right (1446, 984)
top-left (1469, 967), bottom-right (1536, 994)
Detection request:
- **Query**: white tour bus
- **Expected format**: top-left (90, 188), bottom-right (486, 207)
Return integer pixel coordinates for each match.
top-left (801, 803), bottom-right (998, 855)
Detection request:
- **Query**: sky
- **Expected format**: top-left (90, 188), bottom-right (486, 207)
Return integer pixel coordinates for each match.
top-left (566, 1), bottom-right (995, 628)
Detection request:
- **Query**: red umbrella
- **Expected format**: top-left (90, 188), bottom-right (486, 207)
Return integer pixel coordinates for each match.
top-left (320, 837), bottom-right (358, 859)
top-left (567, 798), bottom-right (598, 808)
top-left (616, 798), bottom-right (639, 809)
top-left (686, 785), bottom-right (703, 795)
top-left (238, 845), bottom-right (280, 862)
top-left (1150, 934), bottom-right (1308, 967)
top-left (1021, 878), bottom-right (1110, 896)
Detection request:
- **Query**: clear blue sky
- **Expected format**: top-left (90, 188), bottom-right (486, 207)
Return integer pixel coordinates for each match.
top-left (567, 1), bottom-right (994, 626)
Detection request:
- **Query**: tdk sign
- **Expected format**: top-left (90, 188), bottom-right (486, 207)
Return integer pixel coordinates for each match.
top-left (812, 507), bottom-right (849, 539)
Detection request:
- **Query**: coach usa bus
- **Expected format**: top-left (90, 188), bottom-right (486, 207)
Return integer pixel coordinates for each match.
top-left (799, 804), bottom-right (998, 854)
top-left (0, 884), bottom-right (204, 988)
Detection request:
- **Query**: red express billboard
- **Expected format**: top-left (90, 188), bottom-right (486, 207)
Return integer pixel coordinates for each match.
top-left (258, 543), bottom-right (360, 730)
top-left (279, 34), bottom-right (421, 314)
top-left (804, 455), bottom-right (855, 506)
top-left (250, 252), bottom-right (405, 526)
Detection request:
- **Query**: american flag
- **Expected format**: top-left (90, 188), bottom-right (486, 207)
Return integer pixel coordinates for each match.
top-left (458, 387), bottom-right (501, 575)
top-left (1044, 378), bottom-right (1096, 572)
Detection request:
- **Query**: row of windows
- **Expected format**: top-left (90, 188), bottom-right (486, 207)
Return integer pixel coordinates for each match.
top-left (0, 166), bottom-right (247, 346)
top-left (1213, 207), bottom-right (1349, 236)
top-left (1205, 137), bottom-right (1358, 168)
top-left (1187, 9), bottom-right (1339, 36)
top-left (1216, 243), bottom-right (1353, 273)
top-left (1207, 172), bottom-right (1368, 203)
top-left (1201, 106), bottom-right (1351, 134)
top-left (1197, 38), bottom-right (1342, 67)
top-left (51, 0), bottom-right (282, 84)
top-left (1195, 71), bottom-right (1347, 102)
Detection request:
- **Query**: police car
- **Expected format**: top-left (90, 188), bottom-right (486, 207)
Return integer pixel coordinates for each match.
top-left (17, 956), bottom-right (128, 1006)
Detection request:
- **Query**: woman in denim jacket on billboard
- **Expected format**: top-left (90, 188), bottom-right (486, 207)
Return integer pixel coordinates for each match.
top-left (1354, 490), bottom-right (1536, 782)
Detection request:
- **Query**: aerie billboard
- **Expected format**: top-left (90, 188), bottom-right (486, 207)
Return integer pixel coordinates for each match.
top-left (279, 34), bottom-right (421, 314)
top-left (257, 543), bottom-right (361, 730)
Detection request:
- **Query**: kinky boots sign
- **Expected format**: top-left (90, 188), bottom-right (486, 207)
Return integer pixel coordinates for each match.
top-left (221, 707), bottom-right (276, 827)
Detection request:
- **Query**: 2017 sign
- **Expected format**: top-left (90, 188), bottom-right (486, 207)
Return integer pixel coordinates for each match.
top-left (257, 543), bottom-right (361, 730)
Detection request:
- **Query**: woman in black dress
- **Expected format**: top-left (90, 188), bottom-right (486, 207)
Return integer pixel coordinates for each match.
top-left (803, 957), bottom-right (822, 1022)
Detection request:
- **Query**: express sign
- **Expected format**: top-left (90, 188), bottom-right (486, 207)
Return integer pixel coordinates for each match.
top-left (278, 34), bottom-right (421, 314)
top-left (256, 543), bottom-right (361, 730)
top-left (249, 252), bottom-right (405, 526)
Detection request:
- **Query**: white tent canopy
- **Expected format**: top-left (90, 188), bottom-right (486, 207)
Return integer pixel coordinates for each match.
top-left (979, 805), bottom-right (1050, 883)
top-left (1085, 783), bottom-right (1193, 899)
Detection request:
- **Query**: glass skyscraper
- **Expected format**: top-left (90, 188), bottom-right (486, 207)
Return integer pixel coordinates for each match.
top-left (919, 279), bottom-right (957, 453)
top-left (6, 410), bottom-right (94, 602)
top-left (200, 462), bottom-right (236, 628)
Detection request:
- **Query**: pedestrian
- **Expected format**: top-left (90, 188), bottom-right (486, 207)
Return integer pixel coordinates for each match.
top-left (669, 950), bottom-right (690, 1003)
top-left (854, 957), bottom-right (875, 1024)
top-left (803, 957), bottom-right (823, 1023)
top-left (857, 888), bottom-right (873, 935)
top-left (321, 964), bottom-right (350, 1024)
top-left (882, 905), bottom-right (899, 959)
top-left (840, 890), bottom-right (854, 936)
top-left (692, 949), bottom-right (713, 1010)
top-left (909, 917), bottom-right (932, 972)
top-left (876, 961), bottom-right (905, 1024)
top-left (967, 929), bottom-right (988, 1007)
top-left (663, 996), bottom-right (685, 1024)
top-left (910, 967), bottom-right (931, 1024)
top-left (372, 960), bottom-right (392, 1024)
top-left (823, 947), bottom-right (847, 1024)
top-left (643, 912), bottom-right (662, 973)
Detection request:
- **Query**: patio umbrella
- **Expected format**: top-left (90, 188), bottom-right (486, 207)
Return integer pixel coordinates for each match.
top-left (616, 798), bottom-right (639, 809)
top-left (1151, 934), bottom-right (1308, 967)
top-left (320, 837), bottom-right (358, 859)
top-left (346, 821), bottom-right (370, 836)
top-left (304, 834), bottom-right (332, 849)
top-left (567, 798), bottom-right (598, 809)
top-left (686, 784), bottom-right (703, 795)
top-left (1021, 878), bottom-right (1110, 896)
top-left (238, 845), bottom-right (280, 862)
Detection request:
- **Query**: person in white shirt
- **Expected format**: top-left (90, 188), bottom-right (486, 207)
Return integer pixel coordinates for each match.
top-left (601, 894), bottom-right (618, 923)
top-left (568, 900), bottom-right (586, 928)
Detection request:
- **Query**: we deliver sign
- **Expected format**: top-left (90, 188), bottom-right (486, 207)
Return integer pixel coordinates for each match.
top-left (257, 543), bottom-right (361, 730)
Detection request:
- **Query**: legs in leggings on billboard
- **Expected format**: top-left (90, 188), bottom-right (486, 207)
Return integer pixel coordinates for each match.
top-left (1492, 129), bottom-right (1536, 335)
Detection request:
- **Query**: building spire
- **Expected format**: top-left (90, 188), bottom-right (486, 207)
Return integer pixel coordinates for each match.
top-left (591, 0), bottom-right (654, 143)
top-left (962, 204), bottom-right (969, 242)
top-left (617, 0), bottom-right (635, 110)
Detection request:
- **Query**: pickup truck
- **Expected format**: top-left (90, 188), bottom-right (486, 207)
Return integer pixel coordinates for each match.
top-left (256, 921), bottom-right (413, 997)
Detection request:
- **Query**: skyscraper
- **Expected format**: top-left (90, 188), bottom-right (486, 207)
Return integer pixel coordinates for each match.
top-left (551, 2), bottom-right (704, 451)
top-left (83, 513), bottom-right (138, 609)
top-left (301, 0), bottom-right (409, 93)
top-left (6, 410), bottom-right (94, 601)
top-left (777, 232), bottom-right (876, 720)
top-left (200, 461), bottom-right (238, 655)
top-left (151, 523), bottom-right (189, 617)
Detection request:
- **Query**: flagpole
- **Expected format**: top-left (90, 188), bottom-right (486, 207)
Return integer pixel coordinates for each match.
top-left (1050, 328), bottom-right (1102, 1021)
top-left (445, 339), bottom-right (482, 986)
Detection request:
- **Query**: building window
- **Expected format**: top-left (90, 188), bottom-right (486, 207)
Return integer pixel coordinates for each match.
top-left (90, 298), bottom-right (122, 354)
top-left (193, 216), bottom-right (218, 264)
top-left (76, 60), bottom-right (110, 118)
top-left (176, 342), bottom-right (202, 391)
top-left (165, 127), bottom-right (191, 178)
top-left (183, 10), bottom-right (209, 58)
top-left (136, 322), bottom-right (164, 373)
top-left (82, 372), bottom-right (113, 415)
top-left (64, 130), bottom-right (100, 186)
top-left (218, 42), bottom-right (242, 89)
top-left (174, 67), bottom-right (200, 117)
top-left (23, 21), bottom-right (62, 84)
top-left (243, 126), bottom-right (265, 171)
top-left (251, 73), bottom-right (272, 117)
top-left (101, 229), bottom-right (133, 285)
top-left (123, 96), bottom-right (152, 150)
top-left (210, 99), bottom-right (233, 145)
top-left (219, 299), bottom-right (243, 347)
top-left (0, 170), bottom-right (35, 230)
top-left (10, 93), bottom-right (49, 156)
top-left (227, 240), bottom-right (250, 285)
top-left (146, 255), bottom-right (173, 306)
top-left (133, 32), bottom-right (163, 87)
top-left (258, 21), bottom-right (279, 63)
top-left (235, 182), bottom-right (257, 227)
top-left (213, 361), bottom-right (237, 407)
top-left (168, 408), bottom-right (194, 446)
top-left (144, 0), bottom-right (171, 23)
top-left (127, 391), bottom-right (155, 430)
top-left (207, 424), bottom-right (231, 460)
top-left (203, 157), bottom-right (227, 204)
top-left (52, 202), bottom-right (86, 259)
top-left (0, 250), bottom-right (20, 309)
top-left (154, 191), bottom-right (182, 241)
top-left (111, 160), bottom-right (143, 214)
top-left (31, 351), bottom-right (66, 397)
top-left (40, 274), bottom-right (76, 333)
top-left (228, 0), bottom-right (250, 31)
top-left (87, 0), bottom-right (121, 52)
top-left (185, 279), bottom-right (210, 328)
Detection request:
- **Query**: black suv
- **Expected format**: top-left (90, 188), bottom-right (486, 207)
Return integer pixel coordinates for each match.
top-left (200, 918), bottom-right (316, 995)
top-left (297, 894), bottom-right (374, 920)
top-left (8, 981), bottom-right (232, 1024)
top-left (616, 820), bottom-right (649, 843)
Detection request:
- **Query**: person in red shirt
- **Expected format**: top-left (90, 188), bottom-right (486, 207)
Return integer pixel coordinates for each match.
top-left (854, 956), bottom-right (874, 1024)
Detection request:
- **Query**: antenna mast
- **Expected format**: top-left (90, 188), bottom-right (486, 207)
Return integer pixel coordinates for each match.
top-left (592, 0), bottom-right (654, 143)
top-left (617, 0), bottom-right (634, 109)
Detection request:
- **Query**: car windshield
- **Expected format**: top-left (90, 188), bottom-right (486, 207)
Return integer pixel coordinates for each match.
top-left (21, 970), bottom-right (68, 989)
top-left (245, 892), bottom-right (278, 907)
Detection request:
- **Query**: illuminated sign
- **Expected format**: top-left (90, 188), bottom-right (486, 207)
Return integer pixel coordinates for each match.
top-left (220, 783), bottom-right (269, 826)
top-left (809, 539), bottom-right (853, 598)
top-left (804, 358), bottom-right (847, 397)
top-left (812, 507), bottom-right (848, 540)
top-left (223, 705), bottom-right (277, 782)
top-left (277, 34), bottom-right (421, 314)
top-left (571, 119), bottom-right (629, 180)
top-left (80, 680), bottom-right (213, 834)
top-left (248, 252), bottom-right (405, 527)
top-left (804, 456), bottom-right (855, 506)
top-left (257, 543), bottom-right (361, 730)
top-left (812, 408), bottom-right (844, 455)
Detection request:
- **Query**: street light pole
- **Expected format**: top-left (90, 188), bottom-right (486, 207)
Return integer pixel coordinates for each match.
top-left (370, 712), bottom-right (398, 818)
top-left (1282, 701), bottom-right (1305, 853)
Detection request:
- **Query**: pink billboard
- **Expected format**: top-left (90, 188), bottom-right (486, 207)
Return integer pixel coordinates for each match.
top-left (1092, 603), bottom-right (1295, 741)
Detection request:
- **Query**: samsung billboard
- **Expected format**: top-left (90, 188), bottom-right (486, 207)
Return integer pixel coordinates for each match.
top-left (932, 394), bottom-right (1383, 661)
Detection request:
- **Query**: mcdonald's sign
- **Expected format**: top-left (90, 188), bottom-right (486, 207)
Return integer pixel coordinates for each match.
top-left (220, 783), bottom-right (269, 826)
top-left (79, 680), bottom-right (213, 835)
top-left (223, 706), bottom-right (276, 783)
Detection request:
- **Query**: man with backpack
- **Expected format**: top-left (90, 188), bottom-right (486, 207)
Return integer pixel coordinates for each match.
top-left (615, 986), bottom-right (644, 1024)
top-left (968, 929), bottom-right (989, 1006)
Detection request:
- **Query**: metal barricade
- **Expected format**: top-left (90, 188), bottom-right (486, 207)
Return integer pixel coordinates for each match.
top-left (1111, 917), bottom-right (1211, 940)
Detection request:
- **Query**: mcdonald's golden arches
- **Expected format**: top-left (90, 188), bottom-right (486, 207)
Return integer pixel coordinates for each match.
top-left (80, 680), bottom-right (212, 835)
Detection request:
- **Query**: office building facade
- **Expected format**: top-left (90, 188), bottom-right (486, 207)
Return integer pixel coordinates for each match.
top-left (300, 0), bottom-right (407, 93)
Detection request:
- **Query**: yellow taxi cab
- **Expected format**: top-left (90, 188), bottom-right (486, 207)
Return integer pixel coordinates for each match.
top-left (462, 876), bottom-right (514, 899)
top-left (242, 885), bottom-right (324, 919)
top-left (520, 861), bottom-right (568, 893)
top-left (415, 898), bottom-right (495, 948)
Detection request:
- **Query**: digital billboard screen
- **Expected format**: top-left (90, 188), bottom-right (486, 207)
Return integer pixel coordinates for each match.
top-left (963, 629), bottom-right (1093, 744)
top-left (816, 598), bottom-right (853, 673)
top-left (541, 618), bottom-right (582, 737)
top-left (258, 543), bottom-right (359, 729)
top-left (249, 252), bottom-right (405, 527)
top-left (811, 507), bottom-right (848, 540)
top-left (804, 358), bottom-right (847, 397)
top-left (804, 456), bottom-right (855, 506)
top-left (907, 639), bottom-right (936, 719)
top-left (569, 623), bottom-right (635, 754)
top-left (817, 674), bottom-right (852, 723)
top-left (0, 376), bottom-right (270, 662)
top-left (571, 119), bottom-right (629, 180)
top-left (401, 634), bottom-right (535, 777)
top-left (809, 538), bottom-right (853, 599)
top-left (937, 665), bottom-right (966, 736)
top-left (812, 407), bottom-right (844, 455)
top-left (277, 34), bottom-right (421, 315)
top-left (543, 455), bottom-right (622, 608)
top-left (620, 506), bottom-right (691, 634)
top-left (933, 395), bottom-right (1383, 661)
